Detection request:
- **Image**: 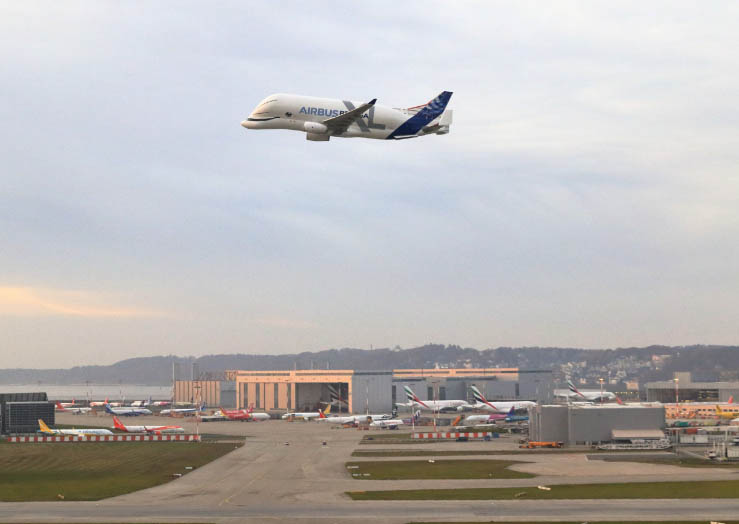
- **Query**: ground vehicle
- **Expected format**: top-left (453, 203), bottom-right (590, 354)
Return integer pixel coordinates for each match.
top-left (520, 441), bottom-right (563, 449)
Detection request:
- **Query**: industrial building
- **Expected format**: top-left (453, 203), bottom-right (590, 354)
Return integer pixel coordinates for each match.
top-left (529, 403), bottom-right (666, 445)
top-left (0, 392), bottom-right (54, 435)
top-left (174, 367), bottom-right (553, 413)
top-left (646, 372), bottom-right (739, 403)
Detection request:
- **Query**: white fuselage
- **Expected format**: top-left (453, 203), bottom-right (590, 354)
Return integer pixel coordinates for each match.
top-left (468, 401), bottom-right (537, 413)
top-left (46, 428), bottom-right (114, 436)
top-left (409, 399), bottom-right (468, 412)
top-left (241, 93), bottom-right (451, 141)
top-left (554, 390), bottom-right (617, 402)
top-left (118, 425), bottom-right (184, 434)
top-left (281, 411), bottom-right (323, 420)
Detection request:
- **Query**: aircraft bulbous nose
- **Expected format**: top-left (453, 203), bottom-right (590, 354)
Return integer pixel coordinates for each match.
top-left (240, 120), bottom-right (249, 128)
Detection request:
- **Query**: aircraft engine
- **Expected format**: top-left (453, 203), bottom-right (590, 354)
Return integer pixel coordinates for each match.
top-left (304, 122), bottom-right (328, 134)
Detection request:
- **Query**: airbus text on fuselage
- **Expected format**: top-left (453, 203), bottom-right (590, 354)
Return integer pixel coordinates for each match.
top-left (241, 92), bottom-right (453, 141)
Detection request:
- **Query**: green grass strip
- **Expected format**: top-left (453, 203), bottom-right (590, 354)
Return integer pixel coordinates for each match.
top-left (348, 479), bottom-right (739, 500)
top-left (346, 459), bottom-right (533, 480)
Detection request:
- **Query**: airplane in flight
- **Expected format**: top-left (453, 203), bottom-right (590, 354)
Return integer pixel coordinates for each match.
top-left (401, 385), bottom-right (469, 412)
top-left (111, 416), bottom-right (184, 434)
top-left (466, 385), bottom-right (537, 413)
top-left (38, 419), bottom-right (113, 436)
top-left (369, 410), bottom-right (421, 429)
top-left (219, 406), bottom-right (270, 422)
top-left (104, 404), bottom-right (152, 417)
top-left (55, 402), bottom-right (91, 414)
top-left (281, 405), bottom-right (331, 420)
top-left (241, 91), bottom-right (453, 141)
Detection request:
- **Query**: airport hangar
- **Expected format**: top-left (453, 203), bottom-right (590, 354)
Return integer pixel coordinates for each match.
top-left (529, 403), bottom-right (666, 446)
top-left (174, 367), bottom-right (554, 413)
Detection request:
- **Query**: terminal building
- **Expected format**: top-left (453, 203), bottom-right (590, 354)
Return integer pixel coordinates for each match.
top-left (174, 367), bottom-right (553, 413)
top-left (646, 372), bottom-right (739, 403)
top-left (529, 403), bottom-right (666, 446)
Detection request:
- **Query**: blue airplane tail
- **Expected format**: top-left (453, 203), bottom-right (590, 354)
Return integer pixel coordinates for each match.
top-left (387, 91), bottom-right (453, 139)
top-left (104, 403), bottom-right (113, 414)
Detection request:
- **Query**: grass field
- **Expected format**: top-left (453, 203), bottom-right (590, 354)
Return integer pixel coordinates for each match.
top-left (346, 459), bottom-right (534, 480)
top-left (347, 479), bottom-right (739, 500)
top-left (0, 442), bottom-right (239, 501)
top-left (590, 454), bottom-right (739, 468)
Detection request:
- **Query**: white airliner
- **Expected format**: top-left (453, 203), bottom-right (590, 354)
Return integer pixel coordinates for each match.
top-left (402, 386), bottom-right (468, 412)
top-left (317, 413), bottom-right (392, 424)
top-left (104, 404), bottom-right (152, 417)
top-left (38, 419), bottom-right (113, 436)
top-left (241, 91), bottom-right (453, 141)
top-left (111, 416), bottom-right (184, 434)
top-left (552, 380), bottom-right (620, 403)
top-left (370, 411), bottom-right (421, 429)
top-left (466, 385), bottom-right (537, 413)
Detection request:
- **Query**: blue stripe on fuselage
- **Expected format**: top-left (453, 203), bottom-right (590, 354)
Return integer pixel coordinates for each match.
top-left (386, 91), bottom-right (453, 139)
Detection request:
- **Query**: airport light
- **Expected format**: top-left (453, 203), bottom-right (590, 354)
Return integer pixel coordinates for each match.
top-left (674, 377), bottom-right (680, 406)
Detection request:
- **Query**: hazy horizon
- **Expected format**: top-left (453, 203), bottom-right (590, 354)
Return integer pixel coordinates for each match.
top-left (2, 2), bottom-right (738, 368)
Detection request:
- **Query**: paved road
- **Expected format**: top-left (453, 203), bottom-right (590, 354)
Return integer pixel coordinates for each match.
top-left (2, 415), bottom-right (737, 523)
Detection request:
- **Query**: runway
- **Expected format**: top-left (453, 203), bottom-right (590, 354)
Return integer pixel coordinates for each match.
top-left (2, 414), bottom-right (738, 522)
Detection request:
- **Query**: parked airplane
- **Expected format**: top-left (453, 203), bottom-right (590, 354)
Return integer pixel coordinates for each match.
top-left (281, 405), bottom-right (331, 420)
top-left (130, 397), bottom-right (152, 407)
top-left (715, 405), bottom-right (739, 420)
top-left (461, 407), bottom-right (516, 426)
top-left (149, 400), bottom-right (171, 407)
top-left (317, 412), bottom-right (392, 425)
top-left (89, 397), bottom-right (110, 408)
top-left (466, 385), bottom-right (537, 413)
top-left (104, 404), bottom-right (152, 417)
top-left (241, 91), bottom-right (453, 141)
top-left (159, 404), bottom-right (205, 416)
top-left (370, 410), bottom-right (421, 429)
top-left (111, 416), bottom-right (184, 434)
top-left (402, 386), bottom-right (468, 412)
top-left (219, 406), bottom-right (270, 422)
top-left (55, 402), bottom-right (91, 414)
top-left (38, 419), bottom-right (113, 436)
top-left (552, 380), bottom-right (619, 403)
top-left (56, 399), bottom-right (77, 408)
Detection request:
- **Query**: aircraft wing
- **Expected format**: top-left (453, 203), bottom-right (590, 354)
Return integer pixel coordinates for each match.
top-left (322, 99), bottom-right (376, 135)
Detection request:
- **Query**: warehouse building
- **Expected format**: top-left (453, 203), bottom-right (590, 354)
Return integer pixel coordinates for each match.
top-left (0, 392), bottom-right (54, 435)
top-left (646, 372), bottom-right (739, 403)
top-left (529, 403), bottom-right (666, 446)
top-left (174, 367), bottom-right (552, 413)
top-left (392, 368), bottom-right (553, 405)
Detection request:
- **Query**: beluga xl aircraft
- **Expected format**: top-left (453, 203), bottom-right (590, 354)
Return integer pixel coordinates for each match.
top-left (241, 91), bottom-right (453, 141)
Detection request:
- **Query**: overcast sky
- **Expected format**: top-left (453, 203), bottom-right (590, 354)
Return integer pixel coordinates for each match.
top-left (1, 1), bottom-right (738, 368)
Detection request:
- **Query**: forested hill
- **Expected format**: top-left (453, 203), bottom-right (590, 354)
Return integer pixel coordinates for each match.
top-left (0, 344), bottom-right (737, 386)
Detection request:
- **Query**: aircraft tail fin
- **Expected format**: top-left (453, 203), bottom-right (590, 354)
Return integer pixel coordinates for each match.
top-left (104, 403), bottom-right (114, 414)
top-left (112, 416), bottom-right (126, 431)
top-left (508, 406), bottom-right (515, 416)
top-left (324, 404), bottom-right (331, 415)
top-left (615, 395), bottom-right (624, 405)
top-left (38, 419), bottom-right (53, 434)
top-left (729, 396), bottom-right (734, 404)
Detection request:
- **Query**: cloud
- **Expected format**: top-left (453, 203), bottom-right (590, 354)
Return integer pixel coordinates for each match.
top-left (0, 287), bottom-right (166, 318)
